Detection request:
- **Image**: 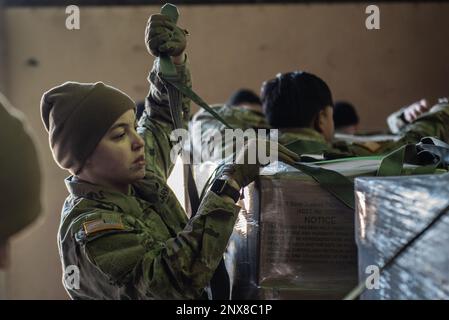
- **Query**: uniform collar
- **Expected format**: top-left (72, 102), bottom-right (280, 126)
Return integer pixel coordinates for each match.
top-left (279, 127), bottom-right (328, 144)
top-left (65, 176), bottom-right (133, 199)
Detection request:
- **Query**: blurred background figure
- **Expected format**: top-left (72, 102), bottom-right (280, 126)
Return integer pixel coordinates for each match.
top-left (226, 89), bottom-right (263, 113)
top-left (333, 101), bottom-right (360, 135)
top-left (0, 93), bottom-right (42, 299)
top-left (387, 98), bottom-right (430, 134)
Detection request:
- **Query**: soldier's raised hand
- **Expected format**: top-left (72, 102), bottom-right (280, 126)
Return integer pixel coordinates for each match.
top-left (403, 99), bottom-right (430, 123)
top-left (221, 139), bottom-right (300, 189)
top-left (145, 14), bottom-right (187, 58)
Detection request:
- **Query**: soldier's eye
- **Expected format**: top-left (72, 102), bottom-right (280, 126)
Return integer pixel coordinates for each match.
top-left (113, 132), bottom-right (126, 140)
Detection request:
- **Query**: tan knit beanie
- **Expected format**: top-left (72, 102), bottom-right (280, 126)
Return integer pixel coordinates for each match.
top-left (40, 82), bottom-right (135, 174)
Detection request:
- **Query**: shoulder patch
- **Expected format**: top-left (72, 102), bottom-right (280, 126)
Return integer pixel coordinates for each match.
top-left (83, 216), bottom-right (125, 236)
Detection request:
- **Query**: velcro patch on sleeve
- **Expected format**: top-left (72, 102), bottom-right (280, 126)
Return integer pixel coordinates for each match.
top-left (83, 216), bottom-right (125, 236)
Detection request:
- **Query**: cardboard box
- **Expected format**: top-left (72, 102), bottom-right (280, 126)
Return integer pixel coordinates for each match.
top-left (227, 159), bottom-right (390, 299)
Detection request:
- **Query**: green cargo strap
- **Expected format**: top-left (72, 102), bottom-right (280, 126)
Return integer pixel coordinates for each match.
top-left (159, 4), bottom-right (200, 215)
top-left (292, 162), bottom-right (355, 210)
top-left (199, 160), bottom-right (356, 210)
top-left (159, 4), bottom-right (185, 130)
top-left (377, 144), bottom-right (438, 177)
top-left (162, 77), bottom-right (234, 130)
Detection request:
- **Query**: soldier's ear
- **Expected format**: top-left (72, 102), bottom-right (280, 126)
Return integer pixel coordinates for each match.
top-left (316, 108), bottom-right (331, 133)
top-left (313, 111), bottom-right (324, 133)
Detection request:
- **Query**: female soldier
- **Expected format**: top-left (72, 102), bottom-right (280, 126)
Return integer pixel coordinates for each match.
top-left (40, 13), bottom-right (297, 299)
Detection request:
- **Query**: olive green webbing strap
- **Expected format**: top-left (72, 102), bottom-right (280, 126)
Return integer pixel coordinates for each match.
top-left (292, 162), bottom-right (355, 209)
top-left (162, 77), bottom-right (234, 129)
top-left (376, 144), bottom-right (439, 177)
top-left (159, 4), bottom-right (187, 130)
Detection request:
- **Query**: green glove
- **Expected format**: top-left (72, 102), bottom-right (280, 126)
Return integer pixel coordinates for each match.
top-left (221, 163), bottom-right (259, 190)
top-left (221, 139), bottom-right (300, 189)
top-left (145, 13), bottom-right (187, 58)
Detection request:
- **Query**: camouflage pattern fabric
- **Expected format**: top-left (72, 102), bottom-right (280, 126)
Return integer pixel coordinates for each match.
top-left (279, 102), bottom-right (449, 157)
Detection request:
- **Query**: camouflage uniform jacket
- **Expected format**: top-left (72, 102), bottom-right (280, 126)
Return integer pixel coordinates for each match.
top-left (279, 103), bottom-right (449, 157)
top-left (58, 58), bottom-right (240, 300)
top-left (191, 104), bottom-right (270, 133)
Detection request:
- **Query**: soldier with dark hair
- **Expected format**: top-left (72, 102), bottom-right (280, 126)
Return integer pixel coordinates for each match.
top-left (227, 88), bottom-right (262, 108)
top-left (333, 101), bottom-right (359, 135)
top-left (261, 71), bottom-right (449, 156)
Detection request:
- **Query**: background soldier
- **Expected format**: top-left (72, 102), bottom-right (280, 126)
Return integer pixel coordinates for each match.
top-left (0, 93), bottom-right (42, 298)
top-left (261, 71), bottom-right (449, 156)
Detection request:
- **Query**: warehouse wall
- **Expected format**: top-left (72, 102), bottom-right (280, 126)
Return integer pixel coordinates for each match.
top-left (2, 3), bottom-right (449, 299)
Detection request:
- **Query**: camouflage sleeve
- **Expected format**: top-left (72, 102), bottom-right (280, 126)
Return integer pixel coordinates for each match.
top-left (398, 102), bottom-right (449, 144)
top-left (138, 57), bottom-right (192, 180)
top-left (77, 192), bottom-right (240, 299)
top-left (145, 57), bottom-right (192, 124)
top-left (339, 103), bottom-right (449, 156)
top-left (387, 107), bottom-right (408, 134)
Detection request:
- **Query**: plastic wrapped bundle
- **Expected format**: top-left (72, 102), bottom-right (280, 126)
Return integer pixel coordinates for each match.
top-left (226, 159), bottom-right (391, 300)
top-left (355, 173), bottom-right (449, 299)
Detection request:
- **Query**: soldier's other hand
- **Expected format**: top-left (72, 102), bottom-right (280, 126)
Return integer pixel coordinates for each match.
top-left (271, 140), bottom-right (301, 166)
top-left (403, 99), bottom-right (429, 123)
top-left (221, 139), bottom-right (300, 189)
top-left (145, 14), bottom-right (187, 58)
top-left (221, 139), bottom-right (259, 189)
